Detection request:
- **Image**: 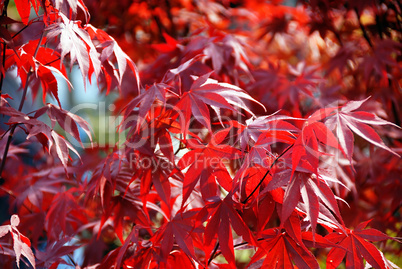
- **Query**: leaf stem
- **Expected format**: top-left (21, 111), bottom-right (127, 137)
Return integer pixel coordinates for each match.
top-left (242, 144), bottom-right (294, 204)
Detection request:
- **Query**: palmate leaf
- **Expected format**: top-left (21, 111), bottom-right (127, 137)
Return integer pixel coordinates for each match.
top-left (178, 130), bottom-right (242, 206)
top-left (262, 170), bottom-right (344, 235)
top-left (0, 101), bottom-right (87, 172)
top-left (151, 209), bottom-right (201, 263)
top-left (86, 25), bottom-right (140, 93)
top-left (12, 176), bottom-right (66, 210)
top-left (325, 220), bottom-right (397, 269)
top-left (325, 97), bottom-right (400, 163)
top-left (276, 63), bottom-right (321, 111)
top-left (200, 194), bottom-right (257, 268)
top-left (201, 34), bottom-right (253, 80)
top-left (227, 111), bottom-right (300, 151)
top-left (35, 237), bottom-right (80, 268)
top-left (45, 190), bottom-right (88, 241)
top-left (247, 227), bottom-right (319, 269)
top-left (46, 13), bottom-right (101, 85)
top-left (14, 0), bottom-right (40, 25)
top-left (359, 40), bottom-right (402, 82)
top-left (49, 0), bottom-right (89, 20)
top-left (8, 38), bottom-right (70, 107)
top-left (33, 103), bottom-right (93, 147)
top-left (291, 113), bottom-right (342, 176)
top-left (14, 0), bottom-right (31, 25)
top-left (122, 83), bottom-right (170, 132)
top-left (175, 72), bottom-right (264, 137)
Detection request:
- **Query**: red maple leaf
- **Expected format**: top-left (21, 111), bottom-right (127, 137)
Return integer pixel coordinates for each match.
top-left (178, 129), bottom-right (242, 206)
top-left (199, 194), bottom-right (257, 268)
top-left (325, 220), bottom-right (398, 269)
top-left (46, 13), bottom-right (101, 85)
top-left (325, 97), bottom-right (400, 164)
top-left (175, 72), bottom-right (263, 137)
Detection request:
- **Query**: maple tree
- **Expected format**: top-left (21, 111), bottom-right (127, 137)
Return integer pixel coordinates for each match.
top-left (0, 0), bottom-right (401, 268)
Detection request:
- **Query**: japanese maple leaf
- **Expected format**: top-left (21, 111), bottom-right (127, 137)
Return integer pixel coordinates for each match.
top-left (234, 129), bottom-right (297, 200)
top-left (263, 170), bottom-right (344, 234)
top-left (0, 101), bottom-right (81, 172)
top-left (49, 0), bottom-right (89, 19)
top-left (177, 130), bottom-right (242, 206)
top-left (175, 72), bottom-right (263, 137)
top-left (277, 63), bottom-right (321, 111)
top-left (86, 25), bottom-right (140, 93)
top-left (326, 42), bottom-right (356, 74)
top-left (360, 39), bottom-right (402, 82)
top-left (151, 209), bottom-right (201, 262)
top-left (34, 103), bottom-right (93, 147)
top-left (45, 190), bottom-right (87, 241)
top-left (201, 34), bottom-right (253, 80)
top-left (308, 12), bottom-right (337, 39)
top-left (258, 14), bottom-right (290, 40)
top-left (35, 64), bottom-right (72, 107)
top-left (199, 194), bottom-right (257, 268)
top-left (10, 39), bottom-right (70, 106)
top-left (292, 121), bottom-right (342, 172)
top-left (325, 220), bottom-right (397, 269)
top-left (203, 40), bottom-right (226, 74)
top-left (101, 170), bottom-right (168, 243)
top-left (152, 32), bottom-right (180, 53)
top-left (130, 152), bottom-right (173, 209)
top-left (12, 176), bottom-right (67, 210)
top-left (122, 83), bottom-right (171, 132)
top-left (325, 97), bottom-right (400, 164)
top-left (46, 13), bottom-right (101, 85)
top-left (290, 107), bottom-right (343, 176)
top-left (247, 227), bottom-right (319, 269)
top-left (162, 55), bottom-right (205, 86)
top-left (113, 227), bottom-right (138, 269)
top-left (14, 0), bottom-right (39, 24)
top-left (227, 111), bottom-right (300, 151)
top-left (128, 241), bottom-right (194, 268)
top-left (0, 215), bottom-right (35, 269)
top-left (0, 131), bottom-right (27, 161)
top-left (35, 237), bottom-right (80, 268)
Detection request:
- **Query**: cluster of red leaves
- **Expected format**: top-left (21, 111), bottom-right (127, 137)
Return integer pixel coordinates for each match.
top-left (0, 0), bottom-right (401, 268)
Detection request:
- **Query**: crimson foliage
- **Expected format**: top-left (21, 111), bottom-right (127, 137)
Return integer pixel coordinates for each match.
top-left (0, 0), bottom-right (401, 268)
